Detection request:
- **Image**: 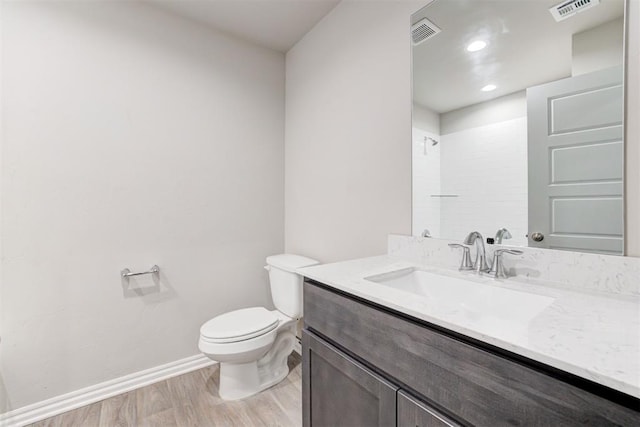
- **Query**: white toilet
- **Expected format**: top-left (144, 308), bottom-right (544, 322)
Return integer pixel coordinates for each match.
top-left (198, 254), bottom-right (318, 400)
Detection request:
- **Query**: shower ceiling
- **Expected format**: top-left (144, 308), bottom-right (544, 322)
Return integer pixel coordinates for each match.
top-left (412, 0), bottom-right (624, 113)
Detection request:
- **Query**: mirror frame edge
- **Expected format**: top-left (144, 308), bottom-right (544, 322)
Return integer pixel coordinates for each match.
top-left (623, 0), bottom-right (639, 257)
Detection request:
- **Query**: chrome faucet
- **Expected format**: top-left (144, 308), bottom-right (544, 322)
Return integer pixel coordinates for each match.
top-left (448, 243), bottom-right (473, 271)
top-left (421, 228), bottom-right (432, 238)
top-left (488, 248), bottom-right (523, 279)
top-left (463, 231), bottom-right (490, 273)
top-left (494, 228), bottom-right (512, 244)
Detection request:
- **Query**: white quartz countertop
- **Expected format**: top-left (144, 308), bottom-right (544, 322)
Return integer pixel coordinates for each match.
top-left (298, 255), bottom-right (640, 400)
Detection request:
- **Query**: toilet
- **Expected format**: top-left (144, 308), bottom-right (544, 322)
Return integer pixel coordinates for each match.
top-left (198, 254), bottom-right (319, 400)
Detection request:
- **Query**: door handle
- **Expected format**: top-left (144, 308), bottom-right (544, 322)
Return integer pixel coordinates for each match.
top-left (530, 232), bottom-right (544, 242)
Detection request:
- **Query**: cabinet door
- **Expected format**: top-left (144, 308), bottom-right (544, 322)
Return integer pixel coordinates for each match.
top-left (398, 391), bottom-right (459, 427)
top-left (302, 330), bottom-right (397, 427)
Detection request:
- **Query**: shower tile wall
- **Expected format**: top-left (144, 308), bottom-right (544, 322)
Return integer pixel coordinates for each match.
top-left (440, 117), bottom-right (528, 244)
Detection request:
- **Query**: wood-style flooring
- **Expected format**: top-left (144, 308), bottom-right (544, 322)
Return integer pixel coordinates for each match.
top-left (27, 353), bottom-right (302, 427)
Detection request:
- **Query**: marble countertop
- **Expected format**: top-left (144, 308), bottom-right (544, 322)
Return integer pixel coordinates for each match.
top-left (298, 255), bottom-right (640, 399)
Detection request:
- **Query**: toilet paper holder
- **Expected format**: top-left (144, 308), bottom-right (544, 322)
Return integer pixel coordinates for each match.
top-left (121, 265), bottom-right (160, 278)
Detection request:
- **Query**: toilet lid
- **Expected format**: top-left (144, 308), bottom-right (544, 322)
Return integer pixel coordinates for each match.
top-left (200, 307), bottom-right (279, 343)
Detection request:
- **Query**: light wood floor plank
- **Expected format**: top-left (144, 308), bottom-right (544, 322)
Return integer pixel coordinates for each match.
top-left (26, 353), bottom-right (302, 427)
top-left (248, 393), bottom-right (288, 426)
top-left (269, 376), bottom-right (303, 426)
top-left (137, 407), bottom-right (178, 427)
top-left (208, 400), bottom-right (255, 426)
top-left (172, 402), bottom-right (202, 427)
top-left (167, 368), bottom-right (214, 427)
top-left (136, 380), bottom-right (173, 421)
top-left (99, 390), bottom-right (136, 427)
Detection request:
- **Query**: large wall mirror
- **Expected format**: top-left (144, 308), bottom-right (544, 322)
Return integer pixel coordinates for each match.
top-left (411, 0), bottom-right (626, 255)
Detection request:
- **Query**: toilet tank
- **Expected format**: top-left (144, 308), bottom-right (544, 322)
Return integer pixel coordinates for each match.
top-left (265, 254), bottom-right (319, 319)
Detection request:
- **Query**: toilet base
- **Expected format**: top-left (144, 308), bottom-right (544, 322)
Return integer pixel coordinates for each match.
top-left (217, 326), bottom-right (296, 400)
top-left (218, 362), bottom-right (262, 400)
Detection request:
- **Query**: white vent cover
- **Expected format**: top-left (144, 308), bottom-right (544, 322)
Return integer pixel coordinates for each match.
top-left (549, 0), bottom-right (600, 22)
top-left (411, 18), bottom-right (441, 45)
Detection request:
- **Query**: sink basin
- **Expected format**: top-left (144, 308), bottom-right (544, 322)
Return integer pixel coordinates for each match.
top-left (365, 268), bottom-right (555, 324)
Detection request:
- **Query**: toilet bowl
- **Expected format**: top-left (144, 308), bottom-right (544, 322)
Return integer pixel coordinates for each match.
top-left (198, 254), bottom-right (318, 400)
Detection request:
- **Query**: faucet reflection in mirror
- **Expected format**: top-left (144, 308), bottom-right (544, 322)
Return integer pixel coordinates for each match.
top-left (494, 228), bottom-right (512, 244)
top-left (411, 0), bottom-right (625, 255)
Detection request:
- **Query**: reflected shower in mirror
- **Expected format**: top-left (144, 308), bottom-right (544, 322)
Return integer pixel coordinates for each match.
top-left (411, 0), bottom-right (625, 255)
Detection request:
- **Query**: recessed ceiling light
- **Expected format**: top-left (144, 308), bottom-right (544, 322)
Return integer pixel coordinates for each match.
top-left (481, 84), bottom-right (497, 92)
top-left (466, 40), bottom-right (487, 52)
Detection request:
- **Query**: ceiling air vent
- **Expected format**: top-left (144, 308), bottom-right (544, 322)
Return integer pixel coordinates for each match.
top-left (412, 18), bottom-right (441, 45)
top-left (549, 0), bottom-right (600, 22)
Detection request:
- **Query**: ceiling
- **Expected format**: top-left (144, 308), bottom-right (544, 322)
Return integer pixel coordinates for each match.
top-left (152, 0), bottom-right (340, 52)
top-left (412, 0), bottom-right (625, 113)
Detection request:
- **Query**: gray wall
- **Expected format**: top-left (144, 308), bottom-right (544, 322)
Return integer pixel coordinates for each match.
top-left (573, 17), bottom-right (624, 76)
top-left (284, 0), bottom-right (428, 262)
top-left (0, 1), bottom-right (285, 410)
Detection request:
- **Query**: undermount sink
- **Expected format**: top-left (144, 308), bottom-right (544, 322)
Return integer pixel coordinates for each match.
top-left (365, 268), bottom-right (555, 324)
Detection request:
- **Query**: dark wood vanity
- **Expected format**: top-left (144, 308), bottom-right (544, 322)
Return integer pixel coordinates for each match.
top-left (302, 279), bottom-right (640, 426)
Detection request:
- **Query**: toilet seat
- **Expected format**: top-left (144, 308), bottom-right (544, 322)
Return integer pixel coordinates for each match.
top-left (200, 307), bottom-right (280, 344)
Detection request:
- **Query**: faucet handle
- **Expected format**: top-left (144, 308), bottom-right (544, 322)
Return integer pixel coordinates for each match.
top-left (488, 249), bottom-right (523, 279)
top-left (495, 249), bottom-right (523, 256)
top-left (448, 243), bottom-right (474, 271)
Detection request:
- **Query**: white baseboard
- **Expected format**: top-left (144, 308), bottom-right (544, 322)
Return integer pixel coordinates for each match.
top-left (0, 354), bottom-right (216, 427)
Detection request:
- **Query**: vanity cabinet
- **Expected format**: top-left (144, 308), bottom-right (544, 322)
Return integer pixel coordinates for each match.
top-left (302, 279), bottom-right (640, 427)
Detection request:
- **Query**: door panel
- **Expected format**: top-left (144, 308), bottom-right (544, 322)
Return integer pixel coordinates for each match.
top-left (549, 84), bottom-right (623, 134)
top-left (527, 65), bottom-right (624, 254)
top-left (552, 197), bottom-right (623, 235)
top-left (551, 141), bottom-right (623, 183)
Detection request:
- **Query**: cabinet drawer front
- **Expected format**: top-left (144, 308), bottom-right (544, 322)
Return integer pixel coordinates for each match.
top-left (304, 281), bottom-right (640, 426)
top-left (398, 391), bottom-right (459, 427)
top-left (302, 330), bottom-right (397, 427)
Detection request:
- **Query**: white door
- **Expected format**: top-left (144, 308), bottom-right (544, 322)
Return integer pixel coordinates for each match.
top-left (527, 66), bottom-right (623, 254)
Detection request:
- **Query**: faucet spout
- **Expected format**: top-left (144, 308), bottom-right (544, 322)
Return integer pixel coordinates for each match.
top-left (463, 231), bottom-right (481, 246)
top-left (494, 228), bottom-right (512, 244)
top-left (463, 231), bottom-right (490, 273)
